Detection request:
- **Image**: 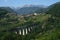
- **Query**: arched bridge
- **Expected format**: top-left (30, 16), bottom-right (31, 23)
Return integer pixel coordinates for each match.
top-left (2, 22), bottom-right (41, 35)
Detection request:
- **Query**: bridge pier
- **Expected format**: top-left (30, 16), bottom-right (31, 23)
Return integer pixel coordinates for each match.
top-left (19, 30), bottom-right (21, 35)
top-left (24, 29), bottom-right (26, 35)
top-left (14, 25), bottom-right (37, 35)
top-left (26, 28), bottom-right (28, 34)
top-left (22, 29), bottom-right (25, 35)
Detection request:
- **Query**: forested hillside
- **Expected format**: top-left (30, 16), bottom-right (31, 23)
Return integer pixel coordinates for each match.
top-left (35, 2), bottom-right (60, 40)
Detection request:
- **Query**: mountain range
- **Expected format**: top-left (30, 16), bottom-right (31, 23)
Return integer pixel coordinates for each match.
top-left (0, 5), bottom-right (47, 14)
top-left (16, 5), bottom-right (47, 14)
top-left (0, 2), bottom-right (60, 15)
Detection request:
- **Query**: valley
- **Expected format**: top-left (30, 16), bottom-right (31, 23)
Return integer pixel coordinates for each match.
top-left (0, 2), bottom-right (60, 40)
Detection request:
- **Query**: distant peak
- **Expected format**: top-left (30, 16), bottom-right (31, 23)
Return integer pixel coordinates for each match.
top-left (23, 4), bottom-right (33, 7)
top-left (23, 4), bottom-right (46, 8)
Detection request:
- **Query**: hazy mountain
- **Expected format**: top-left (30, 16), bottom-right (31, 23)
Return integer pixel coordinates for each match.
top-left (16, 5), bottom-right (47, 14)
top-left (0, 7), bottom-right (16, 13)
top-left (0, 5), bottom-right (47, 14)
top-left (34, 8), bottom-right (47, 13)
top-left (23, 5), bottom-right (46, 8)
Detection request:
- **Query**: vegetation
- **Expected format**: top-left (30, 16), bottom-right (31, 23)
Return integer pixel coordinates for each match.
top-left (0, 2), bottom-right (60, 40)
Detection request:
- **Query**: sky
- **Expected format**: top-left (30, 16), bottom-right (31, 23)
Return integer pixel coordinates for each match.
top-left (0, 0), bottom-right (60, 7)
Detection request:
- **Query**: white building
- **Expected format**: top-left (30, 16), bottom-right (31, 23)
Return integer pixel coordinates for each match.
top-left (34, 13), bottom-right (37, 16)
